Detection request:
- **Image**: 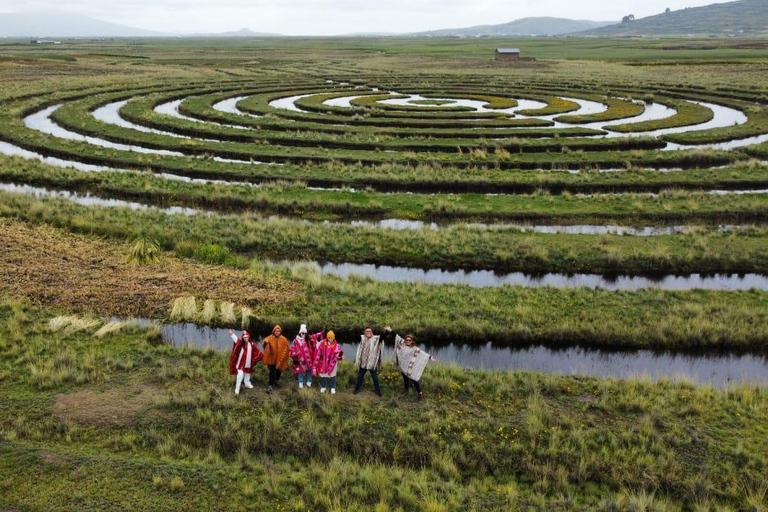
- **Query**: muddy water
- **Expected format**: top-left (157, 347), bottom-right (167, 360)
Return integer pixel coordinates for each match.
top-left (140, 320), bottom-right (768, 389)
top-left (154, 99), bottom-right (201, 122)
top-left (154, 99), bottom-right (250, 130)
top-left (314, 262), bottom-right (768, 291)
top-left (378, 94), bottom-right (549, 116)
top-left (154, 99), bottom-right (244, 128)
top-left (274, 92), bottom-right (759, 147)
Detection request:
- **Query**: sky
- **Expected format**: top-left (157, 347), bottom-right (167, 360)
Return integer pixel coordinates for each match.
top-left (2, 0), bottom-right (742, 35)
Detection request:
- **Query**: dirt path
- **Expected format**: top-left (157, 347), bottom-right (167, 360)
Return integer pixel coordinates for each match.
top-left (0, 219), bottom-right (297, 318)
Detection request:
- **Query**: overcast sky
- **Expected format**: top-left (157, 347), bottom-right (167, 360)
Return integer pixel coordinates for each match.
top-left (4, 0), bottom-right (739, 35)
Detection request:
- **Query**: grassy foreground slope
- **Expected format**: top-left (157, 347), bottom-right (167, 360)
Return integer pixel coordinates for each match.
top-left (1, 302), bottom-right (768, 511)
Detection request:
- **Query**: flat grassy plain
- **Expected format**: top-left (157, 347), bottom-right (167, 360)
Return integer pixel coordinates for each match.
top-left (1, 36), bottom-right (768, 510)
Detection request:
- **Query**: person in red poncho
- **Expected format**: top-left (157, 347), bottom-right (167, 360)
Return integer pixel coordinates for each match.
top-left (229, 329), bottom-right (263, 395)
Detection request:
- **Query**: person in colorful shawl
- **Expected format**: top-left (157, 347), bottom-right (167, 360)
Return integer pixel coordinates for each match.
top-left (393, 333), bottom-right (436, 401)
top-left (229, 329), bottom-right (264, 395)
top-left (289, 324), bottom-right (314, 389)
top-left (262, 324), bottom-right (290, 393)
top-left (313, 330), bottom-right (343, 394)
top-left (353, 325), bottom-right (395, 396)
top-left (308, 331), bottom-right (323, 364)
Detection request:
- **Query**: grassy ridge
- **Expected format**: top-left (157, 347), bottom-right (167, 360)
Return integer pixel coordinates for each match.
top-left (609, 98), bottom-right (715, 133)
top-left (554, 98), bottom-right (645, 124)
top-left (3, 189), bottom-right (768, 277)
top-left (153, 90), bottom-right (601, 139)
top-left (2, 219), bottom-right (768, 350)
top-left (1, 110), bottom-right (741, 178)
top-left (6, 156), bottom-right (768, 221)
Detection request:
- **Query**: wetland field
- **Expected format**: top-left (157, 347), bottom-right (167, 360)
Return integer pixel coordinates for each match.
top-left (1, 36), bottom-right (768, 511)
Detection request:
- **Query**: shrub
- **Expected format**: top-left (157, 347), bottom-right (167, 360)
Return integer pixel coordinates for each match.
top-left (127, 235), bottom-right (161, 265)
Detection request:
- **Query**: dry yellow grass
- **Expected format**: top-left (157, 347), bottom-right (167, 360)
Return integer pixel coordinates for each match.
top-left (0, 219), bottom-right (298, 319)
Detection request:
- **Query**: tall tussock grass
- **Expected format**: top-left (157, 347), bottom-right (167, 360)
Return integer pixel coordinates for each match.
top-left (170, 296), bottom-right (198, 322)
top-left (169, 296), bottom-right (256, 328)
top-left (93, 321), bottom-right (130, 338)
top-left (48, 315), bottom-right (101, 335)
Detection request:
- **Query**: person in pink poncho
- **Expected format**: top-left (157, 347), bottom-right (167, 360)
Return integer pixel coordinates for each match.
top-left (289, 324), bottom-right (314, 389)
top-left (313, 330), bottom-right (344, 394)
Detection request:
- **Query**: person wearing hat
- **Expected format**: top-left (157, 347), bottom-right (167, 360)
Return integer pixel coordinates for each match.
top-left (314, 330), bottom-right (344, 394)
top-left (229, 329), bottom-right (264, 395)
top-left (289, 324), bottom-right (314, 389)
top-left (262, 325), bottom-right (290, 393)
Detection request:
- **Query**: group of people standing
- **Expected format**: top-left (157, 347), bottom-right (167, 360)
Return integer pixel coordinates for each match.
top-left (229, 324), bottom-right (436, 400)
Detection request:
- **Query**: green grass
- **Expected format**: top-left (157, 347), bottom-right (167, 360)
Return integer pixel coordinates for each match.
top-left (1, 37), bottom-right (768, 509)
top-left (3, 187), bottom-right (768, 278)
top-left (609, 97), bottom-right (715, 133)
top-left (5, 154), bottom-right (768, 221)
top-left (555, 97), bottom-right (645, 124)
top-left (4, 217), bottom-right (768, 351)
top-left (2, 301), bottom-right (768, 511)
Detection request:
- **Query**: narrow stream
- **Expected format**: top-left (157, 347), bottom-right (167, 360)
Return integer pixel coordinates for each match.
top-left (1, 179), bottom-right (762, 237)
top-left (0, 182), bottom-right (200, 215)
top-left (154, 98), bottom-right (252, 129)
top-left (24, 105), bottom-right (184, 156)
top-left (128, 319), bottom-right (768, 389)
top-left (212, 96), bottom-right (261, 118)
top-left (314, 262), bottom-right (768, 291)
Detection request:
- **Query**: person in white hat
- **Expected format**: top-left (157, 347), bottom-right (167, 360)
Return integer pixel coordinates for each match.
top-left (289, 324), bottom-right (314, 389)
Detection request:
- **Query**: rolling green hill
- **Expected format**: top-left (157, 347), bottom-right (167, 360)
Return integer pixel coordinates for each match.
top-left (413, 17), bottom-right (615, 37)
top-left (582, 0), bottom-right (768, 37)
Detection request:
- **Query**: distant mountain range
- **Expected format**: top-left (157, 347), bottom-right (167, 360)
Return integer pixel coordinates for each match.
top-left (0, 12), bottom-right (282, 38)
top-left (581, 0), bottom-right (768, 37)
top-left (412, 17), bottom-right (615, 37)
top-left (187, 28), bottom-right (282, 38)
top-left (0, 12), bottom-right (167, 38)
top-left (2, 1), bottom-right (764, 39)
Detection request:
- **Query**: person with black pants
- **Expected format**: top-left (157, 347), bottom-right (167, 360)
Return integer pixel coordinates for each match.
top-left (262, 325), bottom-right (290, 393)
top-left (353, 325), bottom-right (395, 396)
top-left (393, 333), bottom-right (436, 401)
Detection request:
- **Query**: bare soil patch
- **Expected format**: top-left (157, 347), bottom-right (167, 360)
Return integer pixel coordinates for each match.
top-left (53, 384), bottom-right (164, 428)
top-left (0, 220), bottom-right (298, 318)
top-left (40, 451), bottom-right (67, 465)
